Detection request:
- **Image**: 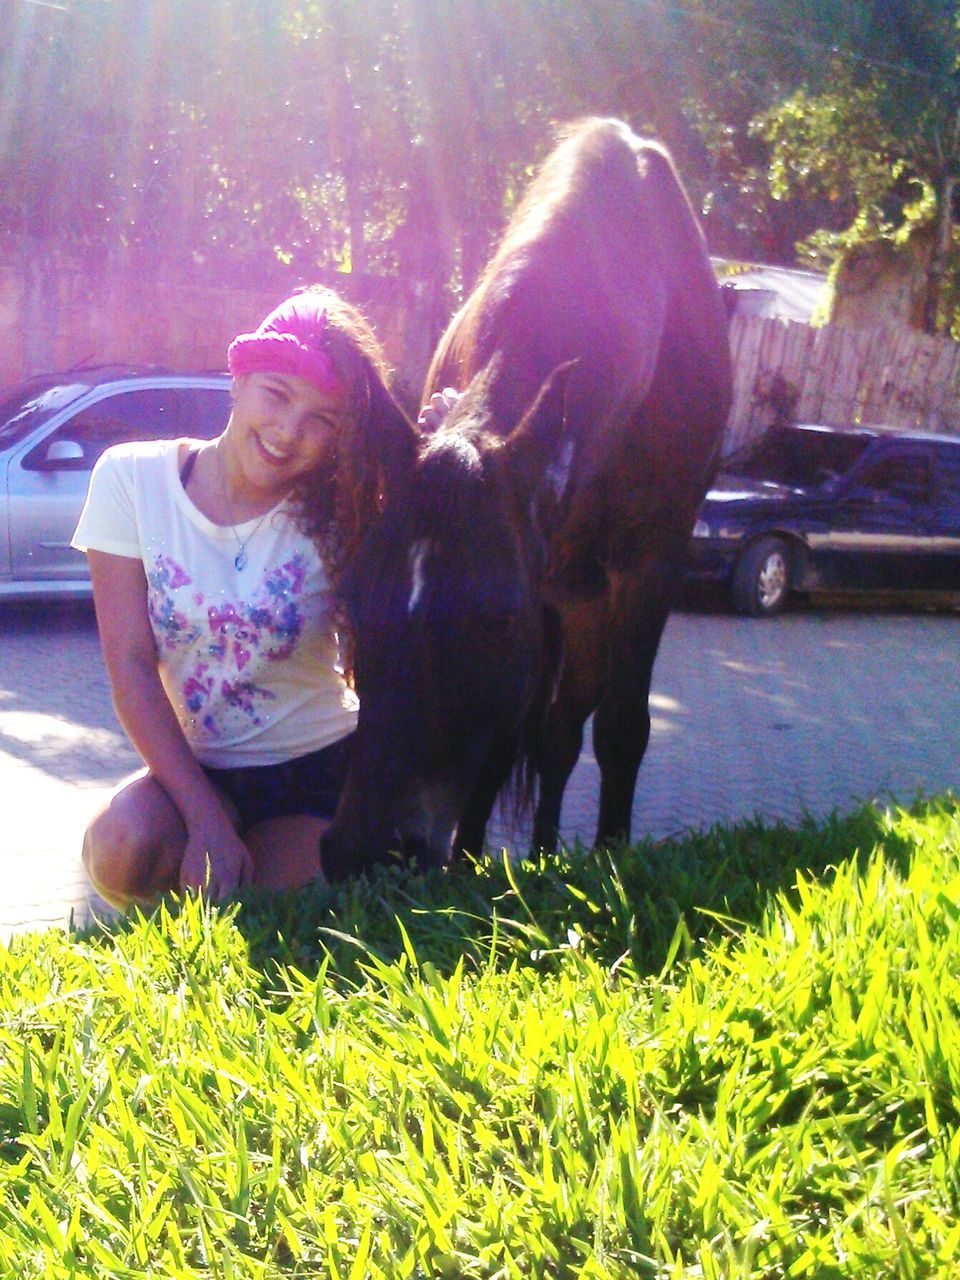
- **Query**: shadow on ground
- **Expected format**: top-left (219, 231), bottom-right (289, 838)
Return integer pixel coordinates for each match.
top-left (81, 797), bottom-right (942, 989)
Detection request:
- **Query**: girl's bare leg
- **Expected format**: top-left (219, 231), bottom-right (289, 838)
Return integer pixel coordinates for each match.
top-left (82, 770), bottom-right (239, 909)
top-left (245, 816), bottom-right (329, 892)
top-left (83, 770), bottom-right (326, 906)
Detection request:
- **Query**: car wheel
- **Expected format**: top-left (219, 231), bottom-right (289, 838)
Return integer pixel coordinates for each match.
top-left (732, 537), bottom-right (791, 617)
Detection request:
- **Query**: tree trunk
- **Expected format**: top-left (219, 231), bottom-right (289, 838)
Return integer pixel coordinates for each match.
top-left (923, 172), bottom-right (956, 334)
top-left (325, 2), bottom-right (367, 277)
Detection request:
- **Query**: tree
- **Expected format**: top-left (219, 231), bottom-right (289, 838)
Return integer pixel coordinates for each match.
top-left (15, 0), bottom-right (954, 336)
top-left (753, 1), bottom-right (960, 332)
top-left (647, 0), bottom-right (857, 263)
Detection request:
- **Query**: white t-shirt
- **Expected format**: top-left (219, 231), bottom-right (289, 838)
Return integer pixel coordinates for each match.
top-left (72, 439), bottom-right (358, 768)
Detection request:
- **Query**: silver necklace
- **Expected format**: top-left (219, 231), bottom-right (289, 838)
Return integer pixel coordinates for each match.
top-left (216, 446), bottom-right (272, 571)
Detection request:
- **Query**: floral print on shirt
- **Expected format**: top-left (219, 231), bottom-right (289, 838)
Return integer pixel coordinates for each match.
top-left (148, 552), bottom-right (316, 736)
top-left (148, 555), bottom-right (202, 651)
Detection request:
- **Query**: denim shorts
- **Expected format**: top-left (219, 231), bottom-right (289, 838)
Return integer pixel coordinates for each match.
top-left (201, 735), bottom-right (353, 832)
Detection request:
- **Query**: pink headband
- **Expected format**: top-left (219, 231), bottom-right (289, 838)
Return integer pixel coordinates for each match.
top-left (227, 293), bottom-right (342, 395)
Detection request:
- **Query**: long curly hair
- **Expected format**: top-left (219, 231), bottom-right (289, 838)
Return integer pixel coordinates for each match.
top-left (282, 286), bottom-right (415, 598)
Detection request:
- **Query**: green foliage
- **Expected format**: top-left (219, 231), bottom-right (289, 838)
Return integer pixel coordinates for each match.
top-left (6, 0), bottom-right (957, 301)
top-left (747, 0), bottom-right (960, 327)
top-left (0, 796), bottom-right (958, 1275)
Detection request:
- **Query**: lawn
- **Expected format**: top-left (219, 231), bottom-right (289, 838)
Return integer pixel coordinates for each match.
top-left (1, 796), bottom-right (958, 1278)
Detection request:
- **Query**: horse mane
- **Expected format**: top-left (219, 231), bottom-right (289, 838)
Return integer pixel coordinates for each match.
top-left (484, 117), bottom-right (658, 277)
top-left (425, 117), bottom-right (681, 416)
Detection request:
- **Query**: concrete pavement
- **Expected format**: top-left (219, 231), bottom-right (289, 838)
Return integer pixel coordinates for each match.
top-left (1, 596), bottom-right (957, 941)
top-left (0, 600), bottom-right (137, 939)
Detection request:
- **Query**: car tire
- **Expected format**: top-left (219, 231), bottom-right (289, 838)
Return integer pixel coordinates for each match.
top-left (732, 537), bottom-right (791, 617)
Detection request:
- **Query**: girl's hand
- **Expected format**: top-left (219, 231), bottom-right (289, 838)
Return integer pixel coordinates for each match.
top-left (179, 818), bottom-right (255, 900)
top-left (417, 387), bottom-right (461, 431)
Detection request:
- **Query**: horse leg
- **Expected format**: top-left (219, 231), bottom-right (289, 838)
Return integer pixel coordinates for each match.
top-left (531, 595), bottom-right (608, 852)
top-left (591, 546), bottom-right (683, 846)
top-left (456, 737), bottom-right (520, 860)
top-left (531, 705), bottom-right (586, 853)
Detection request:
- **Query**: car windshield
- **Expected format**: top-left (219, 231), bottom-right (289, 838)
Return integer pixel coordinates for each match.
top-left (0, 380), bottom-right (90, 447)
top-left (724, 427), bottom-right (873, 488)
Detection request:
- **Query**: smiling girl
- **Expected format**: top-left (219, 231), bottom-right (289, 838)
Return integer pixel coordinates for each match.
top-left (72, 288), bottom-right (412, 907)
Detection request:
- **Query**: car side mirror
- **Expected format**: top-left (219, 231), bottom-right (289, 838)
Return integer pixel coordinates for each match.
top-left (25, 438), bottom-right (86, 471)
top-left (45, 440), bottom-right (85, 462)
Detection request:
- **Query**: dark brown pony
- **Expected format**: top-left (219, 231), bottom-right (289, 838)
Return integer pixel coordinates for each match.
top-left (321, 118), bottom-right (732, 877)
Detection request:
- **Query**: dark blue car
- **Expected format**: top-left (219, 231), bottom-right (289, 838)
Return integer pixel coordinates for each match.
top-left (687, 423), bottom-right (960, 615)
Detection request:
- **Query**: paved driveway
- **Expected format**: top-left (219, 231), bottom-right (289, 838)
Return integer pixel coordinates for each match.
top-left (1, 598), bottom-right (957, 941)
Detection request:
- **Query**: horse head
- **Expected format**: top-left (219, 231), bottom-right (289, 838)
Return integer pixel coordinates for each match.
top-left (321, 361), bottom-right (575, 878)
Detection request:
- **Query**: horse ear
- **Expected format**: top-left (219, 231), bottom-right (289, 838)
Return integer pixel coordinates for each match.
top-left (500, 360), bottom-right (577, 506)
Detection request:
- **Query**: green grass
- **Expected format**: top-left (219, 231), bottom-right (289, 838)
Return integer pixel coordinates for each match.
top-left (1, 796), bottom-right (959, 1277)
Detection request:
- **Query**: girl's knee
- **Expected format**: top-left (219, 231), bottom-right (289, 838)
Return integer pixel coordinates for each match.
top-left (81, 794), bottom-right (181, 909)
top-left (82, 808), bottom-right (138, 908)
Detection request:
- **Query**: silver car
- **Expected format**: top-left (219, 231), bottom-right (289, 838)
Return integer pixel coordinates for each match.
top-left (0, 367), bottom-right (231, 599)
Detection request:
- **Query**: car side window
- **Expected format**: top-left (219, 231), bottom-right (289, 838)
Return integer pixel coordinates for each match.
top-left (22, 389), bottom-right (183, 471)
top-left (934, 452), bottom-right (960, 508)
top-left (857, 452), bottom-right (931, 505)
top-left (177, 388), bottom-right (231, 440)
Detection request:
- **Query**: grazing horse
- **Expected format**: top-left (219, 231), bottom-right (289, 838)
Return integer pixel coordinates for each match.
top-left (320, 117), bottom-right (732, 878)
